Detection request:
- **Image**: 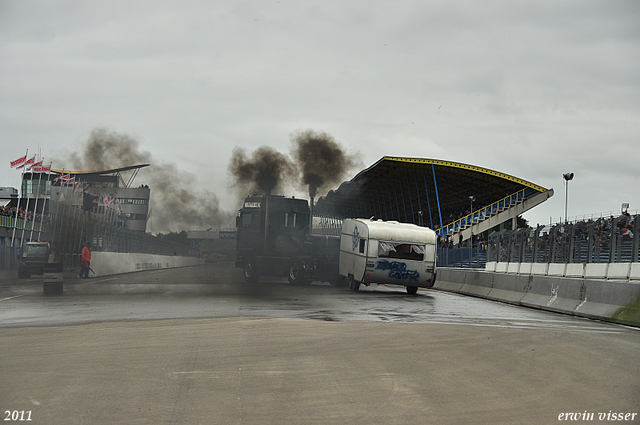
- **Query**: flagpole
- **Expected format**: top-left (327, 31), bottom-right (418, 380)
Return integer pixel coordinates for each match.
top-left (51, 168), bottom-right (64, 252)
top-left (20, 155), bottom-right (36, 247)
top-left (11, 149), bottom-right (27, 248)
top-left (29, 156), bottom-right (44, 242)
top-left (37, 162), bottom-right (52, 241)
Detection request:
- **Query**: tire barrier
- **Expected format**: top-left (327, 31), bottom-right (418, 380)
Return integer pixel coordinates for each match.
top-left (434, 267), bottom-right (640, 327)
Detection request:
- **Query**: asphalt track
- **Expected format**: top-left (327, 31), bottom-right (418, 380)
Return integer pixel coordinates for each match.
top-left (0, 262), bottom-right (638, 424)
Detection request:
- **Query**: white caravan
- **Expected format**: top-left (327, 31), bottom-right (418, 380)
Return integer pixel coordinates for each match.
top-left (339, 218), bottom-right (437, 294)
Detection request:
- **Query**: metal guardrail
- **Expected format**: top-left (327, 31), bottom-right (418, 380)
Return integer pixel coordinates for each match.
top-left (0, 215), bottom-right (51, 233)
top-left (437, 213), bottom-right (640, 269)
top-left (486, 214), bottom-right (640, 265)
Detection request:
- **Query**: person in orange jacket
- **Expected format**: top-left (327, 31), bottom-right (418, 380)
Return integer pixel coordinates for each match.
top-left (80, 242), bottom-right (92, 278)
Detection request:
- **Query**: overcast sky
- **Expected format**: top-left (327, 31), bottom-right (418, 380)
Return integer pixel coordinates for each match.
top-left (1, 0), bottom-right (638, 228)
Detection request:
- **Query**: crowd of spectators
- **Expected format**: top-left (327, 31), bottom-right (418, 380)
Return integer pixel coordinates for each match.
top-left (0, 204), bottom-right (50, 223)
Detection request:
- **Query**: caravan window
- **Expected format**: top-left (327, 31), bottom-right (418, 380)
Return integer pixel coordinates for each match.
top-left (378, 241), bottom-right (425, 261)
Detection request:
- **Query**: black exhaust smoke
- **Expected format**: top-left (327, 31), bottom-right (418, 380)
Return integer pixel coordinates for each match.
top-left (291, 129), bottom-right (360, 199)
top-left (229, 146), bottom-right (296, 196)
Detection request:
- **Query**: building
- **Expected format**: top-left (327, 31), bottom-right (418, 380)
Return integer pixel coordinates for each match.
top-left (21, 164), bottom-right (152, 232)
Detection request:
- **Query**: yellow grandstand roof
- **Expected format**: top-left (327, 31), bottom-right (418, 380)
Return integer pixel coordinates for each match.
top-left (314, 156), bottom-right (549, 224)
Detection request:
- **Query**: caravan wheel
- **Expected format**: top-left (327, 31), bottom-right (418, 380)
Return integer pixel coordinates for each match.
top-left (406, 286), bottom-right (418, 295)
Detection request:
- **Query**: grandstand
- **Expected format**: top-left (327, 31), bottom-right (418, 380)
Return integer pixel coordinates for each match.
top-left (313, 156), bottom-right (554, 242)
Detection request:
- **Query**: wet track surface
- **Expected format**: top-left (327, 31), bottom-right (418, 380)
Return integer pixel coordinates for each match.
top-left (2, 262), bottom-right (639, 425)
top-left (0, 262), bottom-right (628, 334)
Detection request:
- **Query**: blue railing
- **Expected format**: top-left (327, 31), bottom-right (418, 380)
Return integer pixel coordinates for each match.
top-left (437, 188), bottom-right (534, 237)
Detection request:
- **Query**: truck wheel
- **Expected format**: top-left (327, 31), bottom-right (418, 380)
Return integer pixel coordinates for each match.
top-left (243, 261), bottom-right (259, 283)
top-left (349, 276), bottom-right (360, 292)
top-left (18, 268), bottom-right (25, 279)
top-left (288, 261), bottom-right (308, 285)
top-left (406, 286), bottom-right (418, 295)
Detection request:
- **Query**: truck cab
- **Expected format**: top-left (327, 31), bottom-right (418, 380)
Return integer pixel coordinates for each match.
top-left (235, 195), bottom-right (310, 282)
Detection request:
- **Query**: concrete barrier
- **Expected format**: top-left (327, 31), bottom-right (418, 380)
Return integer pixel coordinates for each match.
top-left (607, 263), bottom-right (631, 280)
top-left (495, 262), bottom-right (508, 273)
top-left (630, 263), bottom-right (640, 280)
top-left (89, 252), bottom-right (205, 278)
top-left (518, 263), bottom-right (532, 275)
top-left (459, 271), bottom-right (493, 298)
top-left (485, 262), bottom-right (496, 272)
top-left (530, 263), bottom-right (548, 275)
top-left (564, 263), bottom-right (584, 278)
top-left (433, 267), bottom-right (640, 327)
top-left (432, 268), bottom-right (465, 292)
top-left (486, 273), bottom-right (528, 304)
top-left (506, 262), bottom-right (520, 274)
top-left (584, 263), bottom-right (608, 279)
top-left (547, 263), bottom-right (566, 277)
top-left (574, 278), bottom-right (640, 326)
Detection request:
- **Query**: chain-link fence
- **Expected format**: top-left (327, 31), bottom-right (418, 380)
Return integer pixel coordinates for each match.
top-left (486, 214), bottom-right (640, 265)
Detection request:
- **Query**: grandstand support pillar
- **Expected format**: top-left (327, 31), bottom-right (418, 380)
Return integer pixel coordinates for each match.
top-left (392, 182), bottom-right (401, 221)
top-left (431, 165), bottom-right (444, 233)
top-left (610, 216), bottom-right (620, 263)
top-left (518, 228), bottom-right (526, 263)
top-left (371, 194), bottom-right (379, 219)
top-left (404, 174), bottom-right (415, 224)
top-left (378, 189), bottom-right (388, 220)
top-left (587, 220), bottom-right (595, 263)
top-left (511, 217), bottom-right (517, 231)
top-left (398, 179), bottom-right (408, 223)
top-left (533, 225), bottom-right (543, 263)
top-left (568, 224), bottom-right (576, 263)
top-left (422, 168), bottom-right (434, 229)
top-left (633, 215), bottom-right (640, 263)
top-left (550, 225), bottom-right (559, 263)
top-left (413, 173), bottom-right (423, 227)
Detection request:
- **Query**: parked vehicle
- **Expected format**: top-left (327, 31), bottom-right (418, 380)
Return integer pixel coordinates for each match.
top-left (18, 241), bottom-right (51, 279)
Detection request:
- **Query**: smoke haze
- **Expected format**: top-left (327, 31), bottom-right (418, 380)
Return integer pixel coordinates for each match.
top-left (56, 127), bottom-right (233, 233)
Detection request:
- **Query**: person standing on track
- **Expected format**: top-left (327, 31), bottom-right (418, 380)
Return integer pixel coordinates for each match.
top-left (80, 242), bottom-right (92, 278)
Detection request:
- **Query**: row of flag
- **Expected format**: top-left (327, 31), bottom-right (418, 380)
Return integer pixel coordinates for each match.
top-left (10, 153), bottom-right (51, 172)
top-left (10, 153), bottom-right (122, 214)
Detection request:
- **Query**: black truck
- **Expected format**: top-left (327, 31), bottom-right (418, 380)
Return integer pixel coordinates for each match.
top-left (235, 195), bottom-right (340, 285)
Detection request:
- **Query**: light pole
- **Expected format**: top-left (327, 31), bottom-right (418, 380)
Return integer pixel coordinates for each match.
top-left (563, 173), bottom-right (574, 223)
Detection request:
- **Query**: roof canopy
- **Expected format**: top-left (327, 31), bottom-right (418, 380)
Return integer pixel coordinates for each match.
top-left (314, 156), bottom-right (549, 227)
top-left (51, 164), bottom-right (150, 176)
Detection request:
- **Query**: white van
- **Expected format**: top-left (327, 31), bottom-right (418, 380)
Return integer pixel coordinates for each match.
top-left (339, 218), bottom-right (437, 294)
